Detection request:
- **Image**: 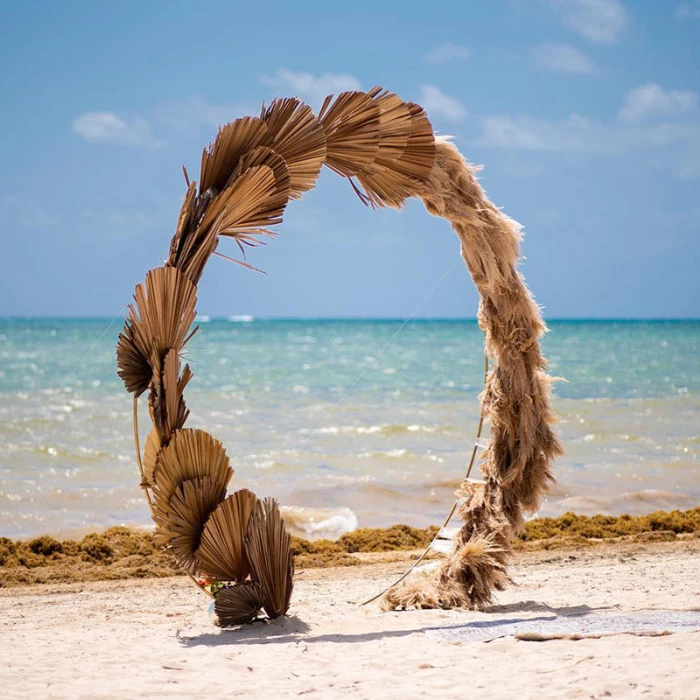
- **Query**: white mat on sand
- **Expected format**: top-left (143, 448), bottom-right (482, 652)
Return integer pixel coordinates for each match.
top-left (424, 610), bottom-right (700, 643)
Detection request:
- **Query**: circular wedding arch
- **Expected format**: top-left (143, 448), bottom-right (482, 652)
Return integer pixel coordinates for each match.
top-left (116, 87), bottom-right (561, 624)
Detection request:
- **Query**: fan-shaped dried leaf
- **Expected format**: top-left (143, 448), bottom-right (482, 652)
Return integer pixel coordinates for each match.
top-left (215, 582), bottom-right (264, 626)
top-left (143, 428), bottom-right (162, 486)
top-left (393, 102), bottom-right (435, 183)
top-left (245, 497), bottom-right (294, 619)
top-left (152, 428), bottom-right (233, 505)
top-left (158, 349), bottom-right (192, 438)
top-left (116, 324), bottom-right (152, 396)
top-left (153, 476), bottom-right (227, 572)
top-left (234, 146), bottom-right (290, 193)
top-left (196, 489), bottom-right (259, 582)
top-left (166, 184), bottom-right (219, 286)
top-left (261, 98), bottom-right (326, 198)
top-left (355, 88), bottom-right (434, 208)
top-left (198, 165), bottom-right (286, 243)
top-left (116, 267), bottom-right (198, 396)
top-left (199, 117), bottom-right (269, 194)
top-left (318, 91), bottom-right (381, 177)
top-left (167, 181), bottom-right (198, 271)
top-left (367, 87), bottom-right (412, 159)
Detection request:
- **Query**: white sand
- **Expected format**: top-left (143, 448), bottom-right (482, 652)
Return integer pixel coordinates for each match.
top-left (1, 540), bottom-right (699, 699)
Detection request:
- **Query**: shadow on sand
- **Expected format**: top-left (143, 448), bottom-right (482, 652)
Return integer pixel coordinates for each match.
top-left (176, 601), bottom-right (618, 648)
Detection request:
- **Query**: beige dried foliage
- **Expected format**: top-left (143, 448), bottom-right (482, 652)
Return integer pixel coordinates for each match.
top-left (385, 138), bottom-right (561, 610)
top-left (143, 428), bottom-right (161, 486)
top-left (196, 488), bottom-right (259, 582)
top-left (117, 87), bottom-right (559, 617)
top-left (356, 89), bottom-right (436, 208)
top-left (167, 182), bottom-right (199, 279)
top-left (164, 349), bottom-right (192, 436)
top-left (395, 102), bottom-right (436, 181)
top-left (261, 98), bottom-right (327, 198)
top-left (149, 348), bottom-right (192, 443)
top-left (198, 164), bottom-right (287, 243)
top-left (152, 428), bottom-right (233, 505)
top-left (116, 267), bottom-right (198, 396)
top-left (200, 116), bottom-right (270, 193)
top-left (153, 476), bottom-right (227, 572)
top-left (246, 497), bottom-right (294, 619)
top-left (215, 582), bottom-right (265, 626)
top-left (318, 91), bottom-right (381, 177)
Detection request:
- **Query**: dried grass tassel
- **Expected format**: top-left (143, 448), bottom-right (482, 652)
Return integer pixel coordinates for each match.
top-left (384, 139), bottom-right (562, 610)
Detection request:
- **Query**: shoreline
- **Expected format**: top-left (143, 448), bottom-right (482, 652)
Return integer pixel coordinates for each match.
top-left (2, 508), bottom-right (698, 588)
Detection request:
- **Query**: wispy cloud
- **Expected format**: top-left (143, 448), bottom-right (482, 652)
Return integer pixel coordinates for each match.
top-left (424, 42), bottom-right (470, 65)
top-left (477, 114), bottom-right (592, 151)
top-left (72, 112), bottom-right (163, 147)
top-left (477, 113), bottom-right (699, 153)
top-left (549, 0), bottom-right (630, 43)
top-left (0, 194), bottom-right (58, 230)
top-left (473, 82), bottom-right (700, 178)
top-left (677, 1), bottom-right (700, 18)
top-left (532, 42), bottom-right (595, 73)
top-left (260, 69), bottom-right (361, 108)
top-left (419, 85), bottom-right (467, 123)
top-left (154, 95), bottom-right (252, 133)
top-left (619, 83), bottom-right (699, 122)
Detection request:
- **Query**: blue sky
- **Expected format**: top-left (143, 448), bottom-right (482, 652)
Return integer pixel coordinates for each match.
top-left (0, 0), bottom-right (699, 318)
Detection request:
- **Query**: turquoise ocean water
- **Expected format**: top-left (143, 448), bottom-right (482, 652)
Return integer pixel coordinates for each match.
top-left (0, 318), bottom-right (698, 540)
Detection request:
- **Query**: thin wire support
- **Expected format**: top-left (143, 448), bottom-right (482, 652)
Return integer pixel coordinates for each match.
top-left (361, 350), bottom-right (490, 606)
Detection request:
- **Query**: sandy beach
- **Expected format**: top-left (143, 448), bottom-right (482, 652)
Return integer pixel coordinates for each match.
top-left (2, 538), bottom-right (699, 699)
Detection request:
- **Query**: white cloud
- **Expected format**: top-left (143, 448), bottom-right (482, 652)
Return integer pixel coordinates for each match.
top-left (425, 42), bottom-right (470, 65)
top-left (677, 1), bottom-right (700, 18)
top-left (260, 69), bottom-right (361, 108)
top-left (550, 0), bottom-right (630, 43)
top-left (419, 85), bottom-right (467, 123)
top-left (154, 95), bottom-right (253, 133)
top-left (619, 83), bottom-right (699, 123)
top-left (0, 194), bottom-right (58, 229)
top-left (473, 83), bottom-right (700, 178)
top-left (72, 112), bottom-right (162, 147)
top-left (477, 113), bottom-right (700, 153)
top-left (478, 114), bottom-right (599, 151)
top-left (532, 42), bottom-right (595, 73)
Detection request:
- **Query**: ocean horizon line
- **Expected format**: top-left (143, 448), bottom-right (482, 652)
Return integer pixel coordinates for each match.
top-left (1, 315), bottom-right (699, 323)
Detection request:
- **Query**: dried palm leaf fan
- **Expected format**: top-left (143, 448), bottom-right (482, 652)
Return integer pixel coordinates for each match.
top-left (116, 86), bottom-right (561, 624)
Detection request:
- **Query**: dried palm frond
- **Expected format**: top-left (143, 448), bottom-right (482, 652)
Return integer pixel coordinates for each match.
top-left (215, 582), bottom-right (265, 627)
top-left (199, 116), bottom-right (270, 194)
top-left (245, 497), bottom-right (294, 619)
top-left (261, 98), bottom-right (326, 198)
top-left (233, 146), bottom-right (290, 191)
top-left (318, 91), bottom-right (381, 177)
top-left (116, 323), bottom-right (152, 396)
top-left (196, 489), bottom-right (259, 582)
top-left (149, 348), bottom-right (192, 443)
top-left (393, 102), bottom-right (436, 182)
top-left (116, 267), bottom-right (198, 396)
top-left (197, 164), bottom-right (287, 245)
top-left (168, 219), bottom-right (219, 287)
top-left (151, 428), bottom-right (233, 505)
top-left (355, 88), bottom-right (436, 208)
top-left (162, 349), bottom-right (192, 437)
top-left (143, 427), bottom-right (162, 486)
top-left (167, 181), bottom-right (198, 275)
top-left (153, 476), bottom-right (228, 572)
